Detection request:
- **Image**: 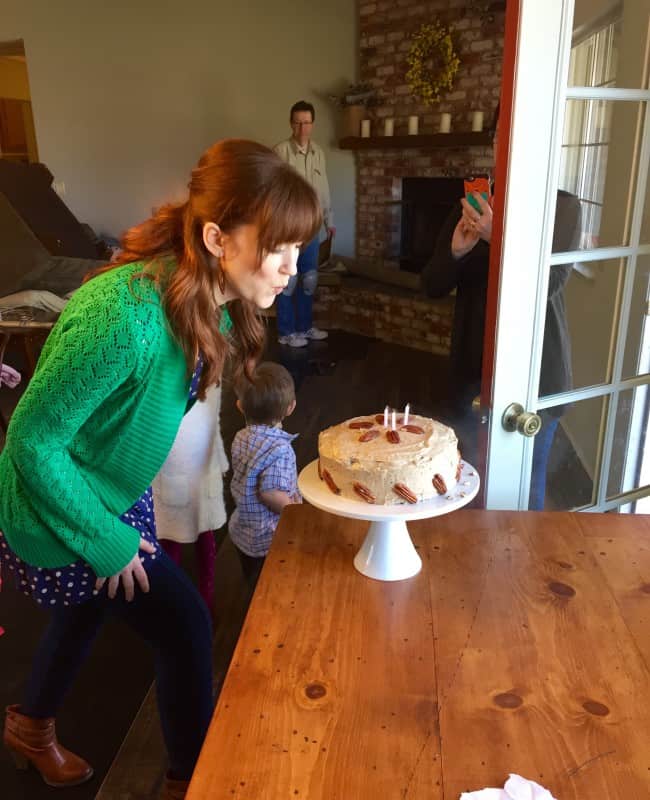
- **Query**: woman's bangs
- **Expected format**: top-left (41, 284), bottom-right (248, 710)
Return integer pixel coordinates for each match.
top-left (257, 176), bottom-right (322, 255)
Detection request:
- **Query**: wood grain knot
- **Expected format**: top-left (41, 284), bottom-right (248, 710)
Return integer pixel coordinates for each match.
top-left (493, 692), bottom-right (523, 709)
top-left (548, 581), bottom-right (576, 597)
top-left (305, 682), bottom-right (327, 700)
top-left (583, 700), bottom-right (610, 716)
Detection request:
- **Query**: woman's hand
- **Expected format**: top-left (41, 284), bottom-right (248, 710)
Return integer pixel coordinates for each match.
top-left (460, 192), bottom-right (493, 243)
top-left (451, 215), bottom-right (480, 260)
top-left (94, 537), bottom-right (157, 601)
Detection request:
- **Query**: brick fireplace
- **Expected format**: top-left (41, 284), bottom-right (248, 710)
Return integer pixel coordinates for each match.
top-left (313, 1), bottom-right (505, 355)
top-left (356, 0), bottom-right (505, 267)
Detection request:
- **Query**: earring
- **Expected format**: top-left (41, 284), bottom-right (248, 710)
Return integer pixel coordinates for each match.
top-left (212, 238), bottom-right (226, 292)
top-left (216, 260), bottom-right (226, 293)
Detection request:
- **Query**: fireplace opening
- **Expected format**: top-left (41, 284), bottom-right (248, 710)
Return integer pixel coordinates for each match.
top-left (399, 177), bottom-right (464, 274)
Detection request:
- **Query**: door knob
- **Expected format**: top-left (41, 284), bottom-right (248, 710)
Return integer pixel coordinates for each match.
top-left (501, 403), bottom-right (542, 437)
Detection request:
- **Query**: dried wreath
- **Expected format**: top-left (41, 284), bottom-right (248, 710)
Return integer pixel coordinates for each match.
top-left (406, 22), bottom-right (460, 105)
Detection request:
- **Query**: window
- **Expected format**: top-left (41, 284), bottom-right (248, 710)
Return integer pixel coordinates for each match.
top-left (559, 19), bottom-right (621, 251)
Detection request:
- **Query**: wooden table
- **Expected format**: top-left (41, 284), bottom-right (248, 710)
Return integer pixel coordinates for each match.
top-left (189, 506), bottom-right (650, 799)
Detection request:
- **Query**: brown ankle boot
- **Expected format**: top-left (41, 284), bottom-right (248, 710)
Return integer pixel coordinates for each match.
top-left (3, 705), bottom-right (94, 787)
top-left (160, 775), bottom-right (190, 800)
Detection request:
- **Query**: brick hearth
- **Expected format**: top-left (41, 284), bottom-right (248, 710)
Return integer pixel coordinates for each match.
top-left (313, 274), bottom-right (454, 356)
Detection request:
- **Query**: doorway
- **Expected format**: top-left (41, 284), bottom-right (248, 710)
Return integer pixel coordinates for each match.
top-left (485, 0), bottom-right (650, 512)
top-left (0, 39), bottom-right (38, 163)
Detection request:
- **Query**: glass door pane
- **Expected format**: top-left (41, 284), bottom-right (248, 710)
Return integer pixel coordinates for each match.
top-left (532, 396), bottom-right (606, 510)
top-left (570, 2), bottom-right (649, 90)
top-left (622, 253), bottom-right (650, 380)
top-left (558, 100), bottom-right (646, 249)
top-left (539, 253), bottom-right (650, 396)
top-left (640, 184), bottom-right (650, 243)
top-left (569, 17), bottom-right (619, 88)
top-left (544, 257), bottom-right (623, 392)
top-left (607, 386), bottom-right (650, 499)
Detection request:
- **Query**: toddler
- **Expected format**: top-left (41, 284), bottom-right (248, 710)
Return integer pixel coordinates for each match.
top-left (229, 361), bottom-right (301, 587)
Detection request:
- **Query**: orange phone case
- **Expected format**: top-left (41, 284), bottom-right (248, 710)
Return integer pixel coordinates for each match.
top-left (464, 175), bottom-right (491, 213)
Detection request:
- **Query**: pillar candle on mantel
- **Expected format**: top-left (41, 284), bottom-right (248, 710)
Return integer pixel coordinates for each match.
top-left (439, 113), bottom-right (451, 133)
top-left (408, 115), bottom-right (419, 135)
top-left (384, 118), bottom-right (394, 137)
top-left (360, 119), bottom-right (371, 138)
top-left (472, 110), bottom-right (484, 132)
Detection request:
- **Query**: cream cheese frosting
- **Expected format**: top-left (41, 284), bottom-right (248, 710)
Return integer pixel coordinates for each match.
top-left (318, 413), bottom-right (459, 505)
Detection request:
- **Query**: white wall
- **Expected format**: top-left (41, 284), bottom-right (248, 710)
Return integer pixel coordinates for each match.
top-left (2, 0), bottom-right (357, 254)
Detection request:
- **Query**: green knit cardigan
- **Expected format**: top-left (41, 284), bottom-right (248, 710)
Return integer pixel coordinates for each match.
top-left (0, 262), bottom-right (231, 576)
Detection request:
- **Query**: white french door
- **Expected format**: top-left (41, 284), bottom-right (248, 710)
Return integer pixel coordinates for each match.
top-left (485, 0), bottom-right (650, 512)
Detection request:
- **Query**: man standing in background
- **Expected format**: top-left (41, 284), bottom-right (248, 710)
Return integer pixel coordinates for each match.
top-left (274, 100), bottom-right (335, 348)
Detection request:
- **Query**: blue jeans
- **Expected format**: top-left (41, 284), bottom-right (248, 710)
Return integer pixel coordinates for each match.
top-left (276, 237), bottom-right (320, 336)
top-left (529, 414), bottom-right (560, 511)
top-left (21, 551), bottom-right (213, 781)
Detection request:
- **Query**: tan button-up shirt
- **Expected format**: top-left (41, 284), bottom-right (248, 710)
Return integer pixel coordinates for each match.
top-left (273, 137), bottom-right (333, 230)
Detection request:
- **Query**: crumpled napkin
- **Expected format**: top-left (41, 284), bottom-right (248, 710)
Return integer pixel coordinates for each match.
top-left (460, 774), bottom-right (557, 800)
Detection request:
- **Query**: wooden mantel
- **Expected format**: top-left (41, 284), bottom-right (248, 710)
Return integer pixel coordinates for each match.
top-left (339, 131), bottom-right (493, 150)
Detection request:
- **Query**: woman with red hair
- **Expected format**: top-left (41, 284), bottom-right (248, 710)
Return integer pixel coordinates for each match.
top-left (0, 139), bottom-right (321, 799)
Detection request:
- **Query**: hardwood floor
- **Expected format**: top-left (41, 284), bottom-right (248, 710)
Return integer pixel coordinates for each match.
top-left (0, 579), bottom-right (155, 800)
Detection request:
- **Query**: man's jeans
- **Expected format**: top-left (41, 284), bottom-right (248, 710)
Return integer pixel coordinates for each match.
top-left (529, 414), bottom-right (560, 510)
top-left (276, 237), bottom-right (320, 336)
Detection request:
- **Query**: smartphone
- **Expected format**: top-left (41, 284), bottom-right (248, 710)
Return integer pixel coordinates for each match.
top-left (464, 174), bottom-right (491, 213)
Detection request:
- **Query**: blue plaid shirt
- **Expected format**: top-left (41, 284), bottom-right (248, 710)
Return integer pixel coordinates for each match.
top-left (228, 425), bottom-right (301, 557)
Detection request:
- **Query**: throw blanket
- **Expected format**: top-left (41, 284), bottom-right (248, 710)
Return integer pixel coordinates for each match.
top-left (0, 289), bottom-right (68, 314)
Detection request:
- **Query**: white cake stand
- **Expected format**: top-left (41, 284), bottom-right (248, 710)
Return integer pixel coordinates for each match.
top-left (298, 460), bottom-right (480, 582)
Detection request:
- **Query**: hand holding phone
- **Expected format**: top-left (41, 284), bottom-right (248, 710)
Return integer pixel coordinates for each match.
top-left (463, 174), bottom-right (491, 213)
top-left (460, 174), bottom-right (493, 245)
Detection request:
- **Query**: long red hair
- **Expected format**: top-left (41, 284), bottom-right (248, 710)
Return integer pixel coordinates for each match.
top-left (88, 139), bottom-right (322, 398)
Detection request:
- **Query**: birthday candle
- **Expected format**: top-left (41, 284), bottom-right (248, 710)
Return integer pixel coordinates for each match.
top-left (391, 410), bottom-right (396, 430)
top-left (384, 405), bottom-right (389, 427)
top-left (404, 403), bottom-right (410, 426)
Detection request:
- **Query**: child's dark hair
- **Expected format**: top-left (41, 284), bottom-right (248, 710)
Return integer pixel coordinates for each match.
top-left (235, 362), bottom-right (295, 425)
